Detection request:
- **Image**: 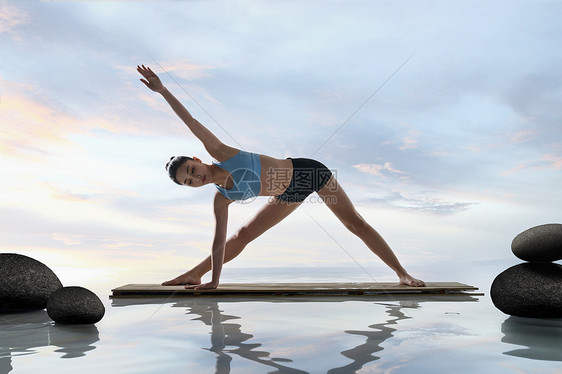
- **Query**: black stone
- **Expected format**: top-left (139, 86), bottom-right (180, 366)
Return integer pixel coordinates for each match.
top-left (46, 286), bottom-right (105, 324)
top-left (491, 263), bottom-right (562, 318)
top-left (512, 223), bottom-right (562, 262)
top-left (0, 253), bottom-right (63, 312)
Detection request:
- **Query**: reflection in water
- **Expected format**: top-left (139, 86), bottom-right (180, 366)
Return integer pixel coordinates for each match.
top-left (328, 301), bottom-right (418, 374)
top-left (49, 324), bottom-right (100, 358)
top-left (501, 316), bottom-right (562, 362)
top-left (0, 310), bottom-right (100, 373)
top-left (184, 300), bottom-right (308, 374)
top-left (113, 295), bottom-right (477, 373)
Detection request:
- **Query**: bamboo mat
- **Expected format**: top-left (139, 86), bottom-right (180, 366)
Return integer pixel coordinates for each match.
top-left (111, 282), bottom-right (480, 298)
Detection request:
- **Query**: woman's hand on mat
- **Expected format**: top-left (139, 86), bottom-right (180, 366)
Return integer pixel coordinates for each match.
top-left (185, 281), bottom-right (219, 290)
top-left (137, 65), bottom-right (165, 93)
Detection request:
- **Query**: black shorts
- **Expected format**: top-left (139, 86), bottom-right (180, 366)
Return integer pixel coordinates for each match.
top-left (275, 158), bottom-right (333, 203)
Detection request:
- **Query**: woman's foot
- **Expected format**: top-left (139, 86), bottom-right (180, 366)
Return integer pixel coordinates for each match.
top-left (162, 272), bottom-right (202, 286)
top-left (399, 274), bottom-right (426, 287)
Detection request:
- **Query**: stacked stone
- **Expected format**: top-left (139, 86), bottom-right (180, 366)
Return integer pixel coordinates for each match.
top-left (491, 224), bottom-right (562, 318)
top-left (0, 253), bottom-right (105, 324)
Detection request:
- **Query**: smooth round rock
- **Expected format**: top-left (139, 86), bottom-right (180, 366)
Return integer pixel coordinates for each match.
top-left (491, 263), bottom-right (562, 318)
top-left (47, 286), bottom-right (105, 324)
top-left (512, 224), bottom-right (562, 262)
top-left (0, 253), bottom-right (63, 312)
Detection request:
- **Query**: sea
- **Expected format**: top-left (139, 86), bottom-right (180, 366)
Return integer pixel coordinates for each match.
top-left (1, 266), bottom-right (561, 374)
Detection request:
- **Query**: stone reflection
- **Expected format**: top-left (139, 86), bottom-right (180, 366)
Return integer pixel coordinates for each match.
top-left (183, 300), bottom-right (308, 374)
top-left (328, 300), bottom-right (418, 374)
top-left (501, 316), bottom-right (562, 361)
top-left (0, 310), bottom-right (99, 373)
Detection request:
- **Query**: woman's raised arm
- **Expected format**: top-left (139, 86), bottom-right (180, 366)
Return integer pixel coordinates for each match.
top-left (137, 65), bottom-right (231, 159)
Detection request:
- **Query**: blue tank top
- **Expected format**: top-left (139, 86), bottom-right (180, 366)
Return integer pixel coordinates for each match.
top-left (213, 150), bottom-right (261, 201)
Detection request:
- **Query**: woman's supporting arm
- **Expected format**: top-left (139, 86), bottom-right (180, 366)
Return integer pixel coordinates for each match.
top-left (191, 192), bottom-right (231, 290)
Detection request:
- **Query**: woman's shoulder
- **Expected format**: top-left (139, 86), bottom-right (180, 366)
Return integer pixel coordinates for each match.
top-left (212, 145), bottom-right (240, 162)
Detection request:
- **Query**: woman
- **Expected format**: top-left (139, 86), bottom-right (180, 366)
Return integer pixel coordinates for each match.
top-left (137, 65), bottom-right (425, 289)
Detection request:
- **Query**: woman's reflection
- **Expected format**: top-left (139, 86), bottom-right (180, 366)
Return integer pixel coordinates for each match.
top-left (183, 300), bottom-right (308, 374)
top-left (112, 295), bottom-right (477, 373)
top-left (328, 301), bottom-right (418, 374)
top-left (178, 299), bottom-right (421, 374)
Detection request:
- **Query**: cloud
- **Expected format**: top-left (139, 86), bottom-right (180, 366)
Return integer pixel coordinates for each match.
top-left (509, 130), bottom-right (536, 144)
top-left (0, 79), bottom-right (132, 158)
top-left (501, 153), bottom-right (562, 175)
top-left (399, 131), bottom-right (420, 150)
top-left (0, 81), bottom-right (77, 157)
top-left (504, 72), bottom-right (562, 151)
top-left (0, 3), bottom-right (30, 34)
top-left (162, 61), bottom-right (216, 81)
top-left (365, 191), bottom-right (476, 215)
top-left (0, 77), bottom-right (170, 161)
top-left (100, 242), bottom-right (155, 250)
top-left (0, 204), bottom-right (208, 258)
top-left (41, 183), bottom-right (94, 203)
top-left (380, 127), bottom-right (420, 151)
top-left (353, 162), bottom-right (407, 180)
top-left (118, 60), bottom-right (215, 84)
top-left (51, 233), bottom-right (82, 246)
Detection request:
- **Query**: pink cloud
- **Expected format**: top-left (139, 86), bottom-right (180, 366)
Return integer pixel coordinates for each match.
top-left (0, 85), bottom-right (79, 157)
top-left (501, 153), bottom-right (562, 175)
top-left (353, 162), bottom-right (407, 178)
top-left (510, 130), bottom-right (535, 144)
top-left (399, 129), bottom-right (420, 150)
top-left (0, 79), bottom-right (139, 158)
top-left (0, 3), bottom-right (30, 35)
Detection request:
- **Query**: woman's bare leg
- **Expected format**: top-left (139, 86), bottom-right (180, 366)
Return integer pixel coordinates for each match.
top-left (163, 197), bottom-right (301, 285)
top-left (317, 176), bottom-right (425, 287)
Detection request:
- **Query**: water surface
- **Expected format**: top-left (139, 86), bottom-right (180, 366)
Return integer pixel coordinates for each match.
top-left (1, 268), bottom-right (561, 373)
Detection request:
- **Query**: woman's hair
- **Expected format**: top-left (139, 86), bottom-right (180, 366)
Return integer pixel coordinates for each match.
top-left (165, 156), bottom-right (193, 185)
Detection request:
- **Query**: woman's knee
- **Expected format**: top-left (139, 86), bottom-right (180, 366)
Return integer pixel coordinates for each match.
top-left (232, 225), bottom-right (254, 246)
top-left (343, 213), bottom-right (369, 235)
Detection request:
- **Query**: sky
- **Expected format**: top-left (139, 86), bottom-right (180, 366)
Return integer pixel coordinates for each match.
top-left (1, 0), bottom-right (561, 288)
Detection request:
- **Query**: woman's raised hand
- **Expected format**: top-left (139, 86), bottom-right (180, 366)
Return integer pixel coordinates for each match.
top-left (137, 65), bottom-right (165, 93)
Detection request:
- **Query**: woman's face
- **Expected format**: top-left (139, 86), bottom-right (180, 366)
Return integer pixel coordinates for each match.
top-left (176, 159), bottom-right (208, 187)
